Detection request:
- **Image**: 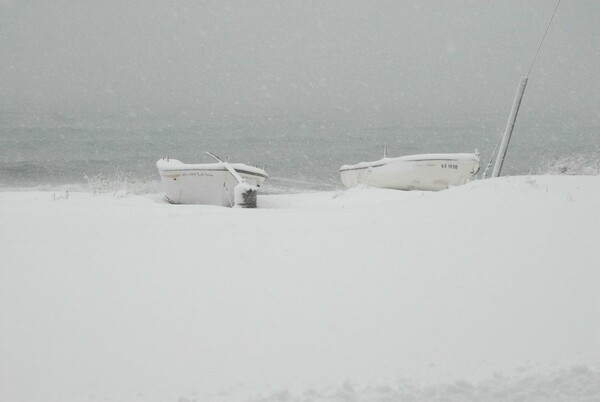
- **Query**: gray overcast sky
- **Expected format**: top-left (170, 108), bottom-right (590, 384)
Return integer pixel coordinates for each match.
top-left (1, 0), bottom-right (599, 127)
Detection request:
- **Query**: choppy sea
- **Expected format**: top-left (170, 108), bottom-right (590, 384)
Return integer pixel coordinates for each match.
top-left (1, 115), bottom-right (598, 194)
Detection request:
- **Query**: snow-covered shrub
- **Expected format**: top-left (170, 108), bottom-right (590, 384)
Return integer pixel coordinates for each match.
top-left (535, 154), bottom-right (600, 176)
top-left (84, 170), bottom-right (156, 197)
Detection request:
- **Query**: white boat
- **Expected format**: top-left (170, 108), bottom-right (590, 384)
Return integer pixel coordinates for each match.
top-left (157, 156), bottom-right (268, 206)
top-left (338, 4), bottom-right (562, 191)
top-left (339, 152), bottom-right (480, 191)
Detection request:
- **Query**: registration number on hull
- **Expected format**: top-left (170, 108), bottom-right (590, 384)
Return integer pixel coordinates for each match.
top-left (441, 163), bottom-right (459, 169)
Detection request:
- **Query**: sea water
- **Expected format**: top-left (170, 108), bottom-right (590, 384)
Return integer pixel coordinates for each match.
top-left (1, 115), bottom-right (598, 194)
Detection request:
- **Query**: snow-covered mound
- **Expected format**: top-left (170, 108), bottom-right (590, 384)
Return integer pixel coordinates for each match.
top-left (1, 175), bottom-right (599, 402)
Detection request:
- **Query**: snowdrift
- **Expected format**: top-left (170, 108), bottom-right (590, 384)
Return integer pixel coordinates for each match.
top-left (1, 175), bottom-right (599, 402)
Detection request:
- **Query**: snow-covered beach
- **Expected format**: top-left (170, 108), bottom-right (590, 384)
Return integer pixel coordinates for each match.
top-left (1, 175), bottom-right (599, 401)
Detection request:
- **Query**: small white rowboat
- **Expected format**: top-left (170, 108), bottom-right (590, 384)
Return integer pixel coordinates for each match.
top-left (339, 152), bottom-right (480, 191)
top-left (157, 157), bottom-right (268, 206)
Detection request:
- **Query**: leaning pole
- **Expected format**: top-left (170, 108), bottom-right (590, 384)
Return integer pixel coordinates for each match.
top-left (491, 76), bottom-right (528, 178)
top-left (490, 0), bottom-right (560, 178)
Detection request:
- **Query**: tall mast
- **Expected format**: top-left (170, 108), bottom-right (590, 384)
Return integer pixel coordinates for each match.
top-left (490, 0), bottom-right (561, 178)
top-left (491, 77), bottom-right (528, 178)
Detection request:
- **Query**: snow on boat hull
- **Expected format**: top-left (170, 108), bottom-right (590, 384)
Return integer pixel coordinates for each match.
top-left (340, 153), bottom-right (480, 191)
top-left (157, 158), bottom-right (267, 206)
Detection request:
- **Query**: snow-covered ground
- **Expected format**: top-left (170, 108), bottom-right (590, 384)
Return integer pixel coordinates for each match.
top-left (1, 176), bottom-right (599, 402)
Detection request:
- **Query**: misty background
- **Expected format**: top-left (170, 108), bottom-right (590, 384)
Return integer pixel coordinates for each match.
top-left (1, 0), bottom-right (599, 189)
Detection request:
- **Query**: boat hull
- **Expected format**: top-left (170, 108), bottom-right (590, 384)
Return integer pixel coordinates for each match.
top-left (157, 159), bottom-right (267, 206)
top-left (340, 153), bottom-right (480, 191)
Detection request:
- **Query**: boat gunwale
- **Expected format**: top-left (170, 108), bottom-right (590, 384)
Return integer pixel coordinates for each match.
top-left (158, 167), bottom-right (268, 179)
top-left (339, 156), bottom-right (479, 173)
top-left (157, 158), bottom-right (268, 179)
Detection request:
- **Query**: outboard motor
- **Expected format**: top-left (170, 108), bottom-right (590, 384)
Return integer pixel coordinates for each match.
top-left (234, 182), bottom-right (258, 208)
top-left (206, 151), bottom-right (259, 209)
